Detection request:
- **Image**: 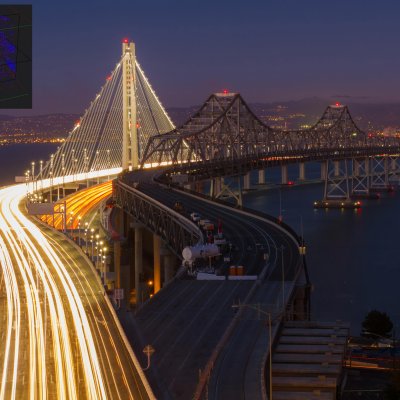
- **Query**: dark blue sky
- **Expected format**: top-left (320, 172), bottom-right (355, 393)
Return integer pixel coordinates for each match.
top-left (5, 0), bottom-right (400, 115)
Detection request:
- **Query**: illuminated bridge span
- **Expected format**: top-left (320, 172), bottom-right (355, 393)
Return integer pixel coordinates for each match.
top-left (13, 40), bottom-right (400, 400)
top-left (140, 92), bottom-right (400, 201)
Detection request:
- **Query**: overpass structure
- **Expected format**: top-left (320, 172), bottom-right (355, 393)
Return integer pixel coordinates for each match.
top-left (12, 40), bottom-right (400, 399)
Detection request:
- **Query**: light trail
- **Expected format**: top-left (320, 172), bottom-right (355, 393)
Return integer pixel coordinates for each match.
top-left (42, 181), bottom-right (113, 230)
top-left (0, 169), bottom-right (154, 399)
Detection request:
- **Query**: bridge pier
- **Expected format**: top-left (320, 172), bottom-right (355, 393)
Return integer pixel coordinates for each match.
top-left (134, 225), bottom-right (143, 306)
top-left (391, 157), bottom-right (397, 171)
top-left (243, 173), bottom-right (251, 190)
top-left (353, 159), bottom-right (360, 176)
top-left (195, 181), bottom-right (204, 193)
top-left (370, 156), bottom-right (391, 191)
top-left (298, 162), bottom-right (305, 181)
top-left (334, 160), bottom-right (340, 177)
top-left (163, 253), bottom-right (175, 285)
top-left (351, 158), bottom-right (372, 198)
top-left (258, 169), bottom-right (265, 184)
top-left (314, 159), bottom-right (360, 209)
top-left (153, 234), bottom-right (161, 294)
top-left (210, 177), bottom-right (222, 198)
top-left (281, 165), bottom-right (288, 185)
top-left (320, 161), bottom-right (327, 181)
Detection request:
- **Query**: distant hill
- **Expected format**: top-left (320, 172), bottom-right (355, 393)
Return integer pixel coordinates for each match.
top-left (1, 99), bottom-right (400, 139)
top-left (0, 113), bottom-right (80, 138)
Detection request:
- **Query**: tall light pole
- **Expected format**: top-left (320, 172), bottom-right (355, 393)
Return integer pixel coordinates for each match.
top-left (71, 149), bottom-right (75, 180)
top-left (232, 303), bottom-right (273, 399)
top-left (49, 153), bottom-right (54, 202)
top-left (77, 216), bottom-right (81, 246)
top-left (103, 247), bottom-right (107, 284)
top-left (39, 160), bottom-right (43, 195)
top-left (62, 153), bottom-right (65, 198)
top-left (31, 161), bottom-right (35, 193)
top-left (90, 228), bottom-right (95, 259)
top-left (84, 229), bottom-right (88, 254)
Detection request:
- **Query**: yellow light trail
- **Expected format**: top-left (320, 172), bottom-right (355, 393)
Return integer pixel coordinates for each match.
top-left (43, 181), bottom-right (113, 230)
top-left (0, 168), bottom-right (154, 399)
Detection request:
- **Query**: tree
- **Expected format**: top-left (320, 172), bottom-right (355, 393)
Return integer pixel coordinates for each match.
top-left (362, 310), bottom-right (393, 338)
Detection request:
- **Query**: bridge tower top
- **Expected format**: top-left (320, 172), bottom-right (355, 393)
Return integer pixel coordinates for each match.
top-left (122, 40), bottom-right (138, 170)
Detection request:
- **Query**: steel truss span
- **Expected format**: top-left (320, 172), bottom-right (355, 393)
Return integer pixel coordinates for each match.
top-left (140, 93), bottom-right (400, 172)
top-left (113, 180), bottom-right (203, 257)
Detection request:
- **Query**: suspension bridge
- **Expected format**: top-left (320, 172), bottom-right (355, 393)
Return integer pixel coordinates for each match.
top-left (2, 39), bottom-right (400, 400)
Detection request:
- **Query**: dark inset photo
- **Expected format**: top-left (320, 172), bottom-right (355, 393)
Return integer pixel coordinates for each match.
top-left (0, 5), bottom-right (32, 109)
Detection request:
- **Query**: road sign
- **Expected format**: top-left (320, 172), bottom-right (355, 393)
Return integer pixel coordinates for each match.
top-left (143, 345), bottom-right (155, 356)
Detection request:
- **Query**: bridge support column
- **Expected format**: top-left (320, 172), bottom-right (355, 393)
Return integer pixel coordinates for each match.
top-left (163, 254), bottom-right (175, 285)
top-left (353, 159), bottom-right (360, 176)
top-left (134, 226), bottom-right (143, 305)
top-left (299, 163), bottom-right (305, 181)
top-left (243, 173), bottom-right (251, 190)
top-left (391, 157), bottom-right (397, 171)
top-left (320, 162), bottom-right (327, 181)
top-left (281, 165), bottom-right (288, 185)
top-left (334, 160), bottom-right (340, 177)
top-left (210, 177), bottom-right (222, 198)
top-left (114, 241), bottom-right (121, 289)
top-left (258, 169), bottom-right (265, 184)
top-left (153, 234), bottom-right (161, 294)
top-left (195, 181), bottom-right (204, 193)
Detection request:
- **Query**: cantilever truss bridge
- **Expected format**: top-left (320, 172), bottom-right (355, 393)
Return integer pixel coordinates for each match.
top-left (38, 41), bottom-right (400, 182)
top-left (141, 92), bottom-right (400, 181)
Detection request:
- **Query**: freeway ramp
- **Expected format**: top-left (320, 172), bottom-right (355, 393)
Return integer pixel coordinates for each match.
top-left (272, 321), bottom-right (349, 400)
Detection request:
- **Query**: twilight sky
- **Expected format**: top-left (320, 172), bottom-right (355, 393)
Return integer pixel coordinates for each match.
top-left (4, 0), bottom-right (400, 115)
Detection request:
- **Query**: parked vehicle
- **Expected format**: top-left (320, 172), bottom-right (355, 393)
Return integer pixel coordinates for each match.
top-left (199, 218), bottom-right (211, 227)
top-left (173, 201), bottom-right (184, 213)
top-left (190, 212), bottom-right (201, 222)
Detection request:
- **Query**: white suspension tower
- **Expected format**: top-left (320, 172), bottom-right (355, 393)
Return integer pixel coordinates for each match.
top-left (122, 40), bottom-right (138, 170)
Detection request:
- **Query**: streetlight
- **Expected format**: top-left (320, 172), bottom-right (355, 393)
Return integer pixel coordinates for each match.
top-left (77, 216), bottom-right (81, 246)
top-left (91, 235), bottom-right (94, 261)
top-left (84, 229), bottom-right (88, 253)
top-left (31, 161), bottom-right (36, 193)
top-left (102, 247), bottom-right (107, 283)
top-left (232, 303), bottom-right (273, 400)
top-left (38, 159), bottom-right (43, 194)
top-left (69, 211), bottom-right (74, 235)
top-left (98, 240), bottom-right (103, 270)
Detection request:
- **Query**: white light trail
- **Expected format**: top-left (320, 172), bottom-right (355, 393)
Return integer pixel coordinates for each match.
top-left (0, 169), bottom-right (155, 399)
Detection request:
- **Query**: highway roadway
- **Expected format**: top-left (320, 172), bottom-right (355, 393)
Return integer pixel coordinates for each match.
top-left (119, 175), bottom-right (302, 399)
top-left (0, 182), bottom-right (154, 399)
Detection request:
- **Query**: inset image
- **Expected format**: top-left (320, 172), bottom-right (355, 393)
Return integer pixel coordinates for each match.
top-left (0, 5), bottom-right (32, 108)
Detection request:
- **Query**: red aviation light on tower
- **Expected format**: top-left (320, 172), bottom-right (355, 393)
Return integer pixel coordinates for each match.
top-left (106, 75), bottom-right (112, 81)
top-left (122, 38), bottom-right (129, 43)
top-left (223, 89), bottom-right (229, 95)
top-left (335, 102), bottom-right (340, 106)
